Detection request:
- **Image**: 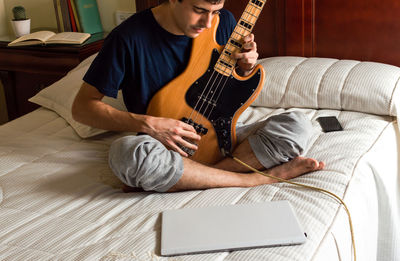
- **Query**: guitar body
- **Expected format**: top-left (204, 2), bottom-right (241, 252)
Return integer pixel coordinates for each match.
top-left (146, 16), bottom-right (265, 165)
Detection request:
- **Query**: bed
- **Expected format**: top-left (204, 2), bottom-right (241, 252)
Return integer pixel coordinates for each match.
top-left (1, 0), bottom-right (400, 260)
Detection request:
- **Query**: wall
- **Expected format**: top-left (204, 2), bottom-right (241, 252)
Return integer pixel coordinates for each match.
top-left (4, 0), bottom-right (57, 33)
top-left (1, 0), bottom-right (136, 35)
top-left (0, 0), bottom-right (6, 35)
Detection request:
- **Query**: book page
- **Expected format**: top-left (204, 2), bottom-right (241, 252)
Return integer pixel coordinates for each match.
top-left (12, 31), bottom-right (56, 44)
top-left (47, 32), bottom-right (90, 44)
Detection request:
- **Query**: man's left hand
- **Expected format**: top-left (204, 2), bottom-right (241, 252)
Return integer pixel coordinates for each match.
top-left (232, 34), bottom-right (259, 76)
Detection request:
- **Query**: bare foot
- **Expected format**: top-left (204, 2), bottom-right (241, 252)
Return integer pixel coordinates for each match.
top-left (252, 157), bottom-right (324, 186)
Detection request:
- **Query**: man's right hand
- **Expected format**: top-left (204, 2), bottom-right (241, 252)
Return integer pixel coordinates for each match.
top-left (144, 116), bottom-right (201, 157)
top-left (72, 83), bottom-right (201, 157)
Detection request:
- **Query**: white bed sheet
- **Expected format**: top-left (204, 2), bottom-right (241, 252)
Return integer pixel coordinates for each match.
top-left (313, 118), bottom-right (400, 261)
top-left (0, 107), bottom-right (399, 261)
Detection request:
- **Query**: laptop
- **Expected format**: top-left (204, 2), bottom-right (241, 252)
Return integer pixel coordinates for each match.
top-left (161, 200), bottom-right (306, 256)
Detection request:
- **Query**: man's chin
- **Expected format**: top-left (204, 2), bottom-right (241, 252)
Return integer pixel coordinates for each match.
top-left (186, 32), bottom-right (201, 38)
top-left (187, 28), bottom-right (204, 38)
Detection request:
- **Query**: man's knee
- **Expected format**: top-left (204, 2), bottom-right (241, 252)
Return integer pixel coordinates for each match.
top-left (248, 111), bottom-right (314, 169)
top-left (109, 135), bottom-right (183, 192)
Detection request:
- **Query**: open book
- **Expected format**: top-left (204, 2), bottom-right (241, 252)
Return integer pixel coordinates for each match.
top-left (8, 31), bottom-right (91, 47)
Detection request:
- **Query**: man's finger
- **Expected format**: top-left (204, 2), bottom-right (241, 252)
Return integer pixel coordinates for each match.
top-left (233, 52), bottom-right (258, 63)
top-left (243, 33), bottom-right (254, 43)
top-left (243, 41), bottom-right (257, 51)
top-left (232, 52), bottom-right (245, 60)
top-left (166, 140), bottom-right (189, 157)
top-left (177, 136), bottom-right (198, 151)
top-left (180, 121), bottom-right (198, 133)
top-left (183, 130), bottom-right (201, 141)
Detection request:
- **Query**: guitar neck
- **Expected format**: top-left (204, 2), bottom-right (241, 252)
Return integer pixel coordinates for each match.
top-left (215, 0), bottom-right (267, 76)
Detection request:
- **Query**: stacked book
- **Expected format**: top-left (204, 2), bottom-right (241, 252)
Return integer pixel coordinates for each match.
top-left (53, 0), bottom-right (103, 34)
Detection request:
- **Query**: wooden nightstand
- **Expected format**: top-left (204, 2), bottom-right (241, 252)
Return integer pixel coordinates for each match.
top-left (0, 32), bottom-right (105, 121)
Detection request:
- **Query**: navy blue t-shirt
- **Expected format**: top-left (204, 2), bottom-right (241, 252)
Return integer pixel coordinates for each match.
top-left (83, 8), bottom-right (236, 114)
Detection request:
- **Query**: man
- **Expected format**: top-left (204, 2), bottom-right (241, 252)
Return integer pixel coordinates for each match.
top-left (72, 0), bottom-right (324, 192)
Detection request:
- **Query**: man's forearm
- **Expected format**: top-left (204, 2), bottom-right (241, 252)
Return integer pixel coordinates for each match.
top-left (72, 96), bottom-right (149, 134)
top-left (71, 81), bottom-right (154, 133)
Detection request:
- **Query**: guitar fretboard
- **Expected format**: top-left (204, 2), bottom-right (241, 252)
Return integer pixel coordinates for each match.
top-left (214, 0), bottom-right (266, 76)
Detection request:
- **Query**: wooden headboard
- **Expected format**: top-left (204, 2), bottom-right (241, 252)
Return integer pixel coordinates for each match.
top-left (136, 0), bottom-right (400, 67)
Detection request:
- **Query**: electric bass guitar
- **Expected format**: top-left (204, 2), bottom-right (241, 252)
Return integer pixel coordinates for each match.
top-left (147, 0), bottom-right (267, 165)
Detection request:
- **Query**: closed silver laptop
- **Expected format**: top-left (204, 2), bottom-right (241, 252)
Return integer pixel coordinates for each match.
top-left (161, 200), bottom-right (306, 256)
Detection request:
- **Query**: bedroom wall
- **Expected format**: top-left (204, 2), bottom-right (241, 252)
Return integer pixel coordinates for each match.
top-left (0, 0), bottom-right (136, 35)
top-left (0, 0), bottom-right (6, 36)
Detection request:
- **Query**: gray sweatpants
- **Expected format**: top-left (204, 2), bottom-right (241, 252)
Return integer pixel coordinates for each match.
top-left (109, 111), bottom-right (314, 192)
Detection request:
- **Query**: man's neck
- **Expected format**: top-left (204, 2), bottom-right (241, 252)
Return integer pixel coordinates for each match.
top-left (151, 3), bottom-right (183, 36)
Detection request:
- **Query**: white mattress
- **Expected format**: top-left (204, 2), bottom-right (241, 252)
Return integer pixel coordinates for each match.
top-left (0, 106), bottom-right (398, 261)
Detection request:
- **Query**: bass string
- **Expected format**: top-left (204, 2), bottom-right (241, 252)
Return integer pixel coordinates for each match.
top-left (207, 3), bottom-right (261, 120)
top-left (188, 68), bottom-right (220, 121)
top-left (192, 8), bottom-right (255, 126)
top-left (199, 66), bottom-right (231, 122)
top-left (192, 70), bottom-right (228, 124)
top-left (203, 70), bottom-right (231, 121)
top-left (187, 4), bottom-right (256, 130)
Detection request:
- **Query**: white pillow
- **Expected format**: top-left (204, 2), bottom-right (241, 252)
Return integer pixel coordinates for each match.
top-left (254, 56), bottom-right (400, 116)
top-left (29, 53), bottom-right (127, 138)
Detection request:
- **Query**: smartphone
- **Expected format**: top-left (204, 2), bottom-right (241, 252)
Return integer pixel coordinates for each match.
top-left (317, 116), bottom-right (343, 132)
